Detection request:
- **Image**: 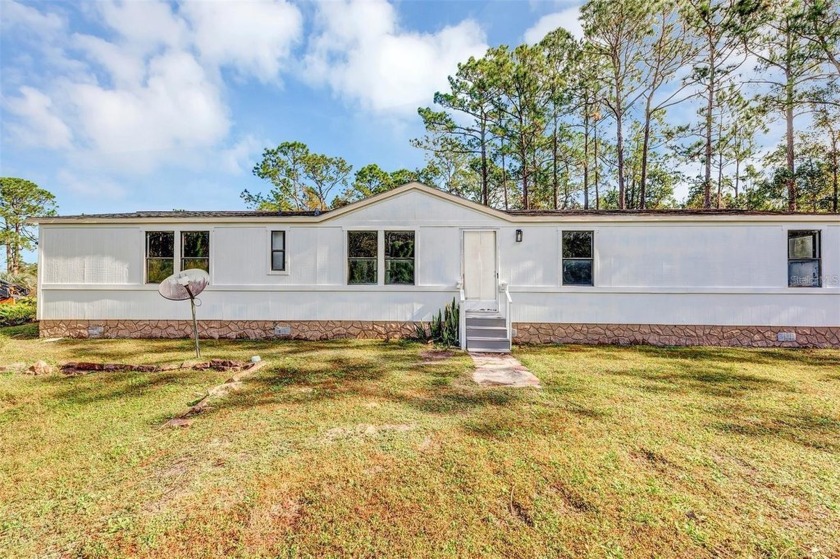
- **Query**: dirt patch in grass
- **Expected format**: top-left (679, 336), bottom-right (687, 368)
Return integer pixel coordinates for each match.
top-left (419, 349), bottom-right (456, 364)
top-left (164, 360), bottom-right (266, 427)
top-left (323, 423), bottom-right (416, 440)
top-left (508, 498), bottom-right (535, 527)
top-left (61, 358), bottom-right (254, 375)
top-left (552, 481), bottom-right (597, 513)
top-left (263, 497), bottom-right (303, 528)
top-left (630, 447), bottom-right (675, 469)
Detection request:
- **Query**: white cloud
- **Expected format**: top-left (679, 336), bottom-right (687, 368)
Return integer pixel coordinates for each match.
top-left (304, 0), bottom-right (488, 116)
top-left (56, 169), bottom-right (127, 200)
top-left (2, 0), bottom-right (482, 179)
top-left (524, 7), bottom-right (583, 44)
top-left (4, 86), bottom-right (73, 149)
top-left (0, 0), bottom-right (64, 34)
top-left (66, 50), bottom-right (230, 171)
top-left (95, 0), bottom-right (188, 52)
top-left (182, 0), bottom-right (303, 82)
top-left (219, 134), bottom-right (265, 174)
top-left (72, 33), bottom-right (147, 87)
top-left (0, 0), bottom-right (308, 174)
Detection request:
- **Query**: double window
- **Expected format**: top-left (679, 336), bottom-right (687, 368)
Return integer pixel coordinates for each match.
top-left (348, 230), bottom-right (415, 285)
top-left (788, 230), bottom-right (821, 287)
top-left (145, 231), bottom-right (209, 283)
top-left (562, 231), bottom-right (594, 286)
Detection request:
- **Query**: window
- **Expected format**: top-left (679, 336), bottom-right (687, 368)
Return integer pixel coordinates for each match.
top-left (348, 231), bottom-right (378, 284)
top-left (562, 231), bottom-right (594, 286)
top-left (181, 231), bottom-right (210, 273)
top-left (146, 231), bottom-right (174, 283)
top-left (271, 230), bottom-right (286, 271)
top-left (788, 230), bottom-right (821, 287)
top-left (385, 231), bottom-right (415, 285)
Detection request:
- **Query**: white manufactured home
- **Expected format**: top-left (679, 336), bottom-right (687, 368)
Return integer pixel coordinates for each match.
top-left (33, 183), bottom-right (839, 349)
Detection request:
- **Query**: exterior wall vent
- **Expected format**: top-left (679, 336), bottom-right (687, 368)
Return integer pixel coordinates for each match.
top-left (274, 325), bottom-right (292, 337)
top-left (88, 325), bottom-right (104, 338)
top-left (777, 332), bottom-right (796, 342)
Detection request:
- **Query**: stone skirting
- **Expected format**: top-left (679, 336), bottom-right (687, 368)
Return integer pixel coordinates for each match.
top-left (512, 323), bottom-right (840, 349)
top-left (38, 320), bottom-right (840, 348)
top-left (38, 320), bottom-right (418, 341)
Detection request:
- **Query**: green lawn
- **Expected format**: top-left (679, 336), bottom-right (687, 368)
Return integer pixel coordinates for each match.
top-left (1, 323), bottom-right (839, 558)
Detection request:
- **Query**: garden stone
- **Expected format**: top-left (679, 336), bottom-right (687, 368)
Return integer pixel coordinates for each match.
top-left (28, 360), bottom-right (55, 375)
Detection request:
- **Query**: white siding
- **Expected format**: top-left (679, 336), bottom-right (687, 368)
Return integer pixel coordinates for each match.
top-left (329, 189), bottom-right (500, 227)
top-left (39, 288), bottom-right (458, 322)
top-left (41, 227), bottom-right (141, 284)
top-left (511, 292), bottom-right (836, 326)
top-left (212, 226), bottom-right (343, 286)
top-left (595, 225), bottom-right (783, 288)
top-left (416, 227), bottom-right (460, 286)
top-left (37, 188), bottom-right (840, 328)
top-left (500, 226), bottom-right (559, 286)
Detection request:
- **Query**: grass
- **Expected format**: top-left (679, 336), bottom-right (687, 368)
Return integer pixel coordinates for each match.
top-left (1, 323), bottom-right (839, 558)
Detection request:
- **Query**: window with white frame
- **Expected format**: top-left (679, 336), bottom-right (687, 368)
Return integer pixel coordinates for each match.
top-left (788, 230), bottom-right (821, 287)
top-left (181, 231), bottom-right (210, 273)
top-left (347, 230), bottom-right (416, 285)
top-left (348, 231), bottom-right (378, 284)
top-left (562, 231), bottom-right (594, 286)
top-left (145, 231), bottom-right (174, 283)
top-left (270, 230), bottom-right (286, 271)
top-left (385, 231), bottom-right (415, 285)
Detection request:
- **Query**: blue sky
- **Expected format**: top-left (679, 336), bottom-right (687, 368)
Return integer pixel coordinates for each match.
top-left (1, 0), bottom-right (584, 216)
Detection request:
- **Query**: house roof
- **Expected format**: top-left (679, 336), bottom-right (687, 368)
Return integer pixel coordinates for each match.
top-left (507, 208), bottom-right (827, 216)
top-left (30, 182), bottom-right (840, 224)
top-left (43, 209), bottom-right (323, 219)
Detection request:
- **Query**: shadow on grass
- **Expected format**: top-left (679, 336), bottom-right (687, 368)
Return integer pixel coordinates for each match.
top-left (522, 343), bottom-right (840, 371)
top-left (535, 344), bottom-right (809, 398)
top-left (0, 322), bottom-right (39, 340)
top-left (172, 342), bottom-right (546, 428)
top-left (22, 340), bottom-right (460, 423)
top-left (396, 389), bottom-right (518, 415)
top-left (38, 370), bottom-right (215, 408)
top-left (712, 410), bottom-right (840, 453)
top-left (602, 361), bottom-right (790, 398)
top-left (632, 345), bottom-right (840, 369)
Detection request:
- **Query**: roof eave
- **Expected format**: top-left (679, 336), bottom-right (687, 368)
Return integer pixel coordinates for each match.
top-left (30, 213), bottom-right (839, 225)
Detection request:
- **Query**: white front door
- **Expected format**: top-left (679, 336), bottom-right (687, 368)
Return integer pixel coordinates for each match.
top-left (463, 230), bottom-right (498, 311)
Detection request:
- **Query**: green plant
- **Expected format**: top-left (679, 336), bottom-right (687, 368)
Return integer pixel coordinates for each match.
top-left (415, 298), bottom-right (459, 347)
top-left (0, 297), bottom-right (36, 326)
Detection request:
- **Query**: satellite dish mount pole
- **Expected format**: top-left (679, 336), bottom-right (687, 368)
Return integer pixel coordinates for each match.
top-left (159, 269), bottom-right (208, 360)
top-left (184, 285), bottom-right (200, 358)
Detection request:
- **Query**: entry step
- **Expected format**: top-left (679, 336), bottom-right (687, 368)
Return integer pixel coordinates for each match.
top-left (465, 312), bottom-right (511, 353)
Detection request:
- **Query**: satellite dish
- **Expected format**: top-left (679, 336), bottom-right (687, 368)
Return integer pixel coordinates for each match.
top-left (158, 269), bottom-right (210, 357)
top-left (158, 269), bottom-right (209, 301)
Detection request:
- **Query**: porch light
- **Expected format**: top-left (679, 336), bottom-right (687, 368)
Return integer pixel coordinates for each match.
top-left (515, 229), bottom-right (523, 243)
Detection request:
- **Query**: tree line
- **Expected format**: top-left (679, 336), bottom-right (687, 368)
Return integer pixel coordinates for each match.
top-left (1, 177), bottom-right (56, 276)
top-left (245, 0), bottom-right (839, 213)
